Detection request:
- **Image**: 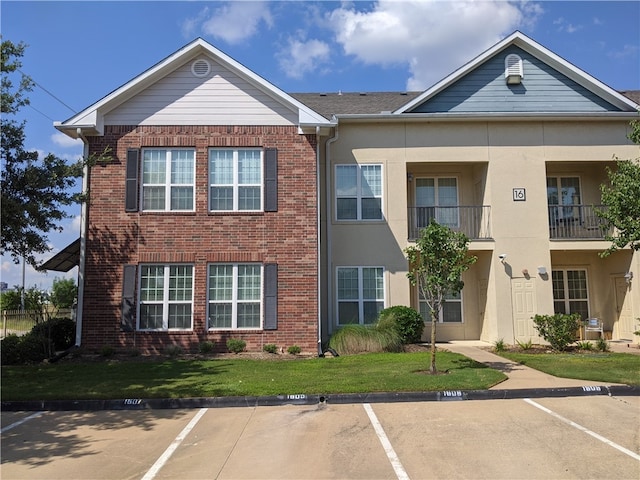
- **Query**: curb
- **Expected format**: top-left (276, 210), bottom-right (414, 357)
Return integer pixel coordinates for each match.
top-left (2, 385), bottom-right (638, 412)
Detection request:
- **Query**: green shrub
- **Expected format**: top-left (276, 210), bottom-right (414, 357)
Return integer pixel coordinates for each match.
top-left (376, 306), bottom-right (424, 344)
top-left (164, 345), bottom-right (183, 357)
top-left (515, 338), bottom-right (533, 351)
top-left (31, 317), bottom-right (75, 351)
top-left (328, 324), bottom-right (403, 355)
top-left (533, 313), bottom-right (581, 351)
top-left (17, 333), bottom-right (50, 363)
top-left (577, 341), bottom-right (593, 351)
top-left (596, 337), bottom-right (610, 352)
top-left (1, 334), bottom-right (22, 365)
top-left (263, 343), bottom-right (278, 354)
top-left (199, 341), bottom-right (215, 354)
top-left (287, 345), bottom-right (301, 355)
top-left (226, 338), bottom-right (246, 354)
top-left (493, 338), bottom-right (506, 352)
top-left (100, 345), bottom-right (115, 357)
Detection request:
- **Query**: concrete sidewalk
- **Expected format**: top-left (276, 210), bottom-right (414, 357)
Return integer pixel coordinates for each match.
top-left (442, 340), bottom-right (635, 390)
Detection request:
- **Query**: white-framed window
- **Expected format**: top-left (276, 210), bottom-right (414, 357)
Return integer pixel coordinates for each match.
top-left (142, 149), bottom-right (195, 211)
top-left (336, 267), bottom-right (384, 325)
top-left (208, 263), bottom-right (262, 329)
top-left (415, 177), bottom-right (459, 228)
top-left (209, 148), bottom-right (263, 211)
top-left (335, 164), bottom-right (383, 220)
top-left (419, 289), bottom-right (463, 323)
top-left (138, 265), bottom-right (193, 330)
top-left (552, 269), bottom-right (589, 320)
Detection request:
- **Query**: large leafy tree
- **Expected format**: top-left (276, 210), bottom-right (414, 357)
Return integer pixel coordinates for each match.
top-left (50, 277), bottom-right (77, 309)
top-left (405, 220), bottom-right (477, 374)
top-left (598, 119), bottom-right (640, 257)
top-left (1, 39), bottom-right (83, 268)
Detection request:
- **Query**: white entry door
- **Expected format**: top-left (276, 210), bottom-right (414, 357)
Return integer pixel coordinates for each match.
top-left (614, 276), bottom-right (634, 340)
top-left (512, 279), bottom-right (542, 343)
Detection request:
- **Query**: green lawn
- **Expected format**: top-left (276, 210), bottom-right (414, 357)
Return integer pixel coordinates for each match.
top-left (1, 351), bottom-right (506, 401)
top-left (498, 351), bottom-right (640, 386)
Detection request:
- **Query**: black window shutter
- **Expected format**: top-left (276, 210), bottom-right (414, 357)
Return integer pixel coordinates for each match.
top-left (264, 263), bottom-right (278, 330)
top-left (125, 149), bottom-right (139, 212)
top-left (121, 264), bottom-right (137, 331)
top-left (264, 148), bottom-right (278, 212)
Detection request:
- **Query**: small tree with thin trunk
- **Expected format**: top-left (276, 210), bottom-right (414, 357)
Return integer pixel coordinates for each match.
top-left (405, 220), bottom-right (477, 374)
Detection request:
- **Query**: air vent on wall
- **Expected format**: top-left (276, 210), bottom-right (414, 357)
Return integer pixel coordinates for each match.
top-left (505, 54), bottom-right (523, 85)
top-left (192, 59), bottom-right (211, 77)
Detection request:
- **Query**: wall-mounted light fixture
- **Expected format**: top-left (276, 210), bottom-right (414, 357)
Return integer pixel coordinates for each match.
top-left (498, 253), bottom-right (507, 262)
top-left (537, 266), bottom-right (547, 275)
top-left (624, 271), bottom-right (633, 284)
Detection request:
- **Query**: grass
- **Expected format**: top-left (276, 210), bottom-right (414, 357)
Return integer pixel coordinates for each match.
top-left (0, 351), bottom-right (506, 401)
top-left (498, 351), bottom-right (640, 386)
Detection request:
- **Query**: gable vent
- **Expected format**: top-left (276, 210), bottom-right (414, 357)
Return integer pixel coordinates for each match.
top-left (505, 54), bottom-right (523, 85)
top-left (191, 59), bottom-right (211, 77)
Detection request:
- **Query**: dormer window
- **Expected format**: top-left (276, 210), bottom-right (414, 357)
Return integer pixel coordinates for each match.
top-left (505, 54), bottom-right (523, 85)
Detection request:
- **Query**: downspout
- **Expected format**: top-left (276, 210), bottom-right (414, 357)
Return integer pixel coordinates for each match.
top-left (324, 123), bottom-right (339, 349)
top-left (75, 127), bottom-right (89, 347)
top-left (316, 127), bottom-right (323, 356)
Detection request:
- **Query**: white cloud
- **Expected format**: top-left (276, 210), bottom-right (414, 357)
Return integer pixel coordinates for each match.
top-left (608, 44), bottom-right (639, 60)
top-left (189, 1), bottom-right (273, 45)
top-left (278, 37), bottom-right (331, 79)
top-left (51, 132), bottom-right (82, 149)
top-left (327, 0), bottom-right (541, 90)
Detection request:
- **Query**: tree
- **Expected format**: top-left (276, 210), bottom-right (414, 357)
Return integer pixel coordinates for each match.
top-left (405, 220), bottom-right (477, 374)
top-left (50, 277), bottom-right (77, 309)
top-left (1, 39), bottom-right (83, 268)
top-left (598, 119), bottom-right (640, 257)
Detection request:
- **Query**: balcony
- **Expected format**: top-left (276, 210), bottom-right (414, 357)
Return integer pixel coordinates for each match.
top-left (548, 205), bottom-right (612, 239)
top-left (408, 206), bottom-right (492, 240)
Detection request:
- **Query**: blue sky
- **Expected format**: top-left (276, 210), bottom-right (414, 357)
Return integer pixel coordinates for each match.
top-left (2, 0), bottom-right (639, 291)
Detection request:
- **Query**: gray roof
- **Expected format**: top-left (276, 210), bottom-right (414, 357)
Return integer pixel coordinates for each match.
top-left (292, 90), bottom-right (640, 119)
top-left (290, 92), bottom-right (422, 120)
top-left (620, 90), bottom-right (640, 105)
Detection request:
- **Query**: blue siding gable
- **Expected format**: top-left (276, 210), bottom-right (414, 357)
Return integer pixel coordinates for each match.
top-left (410, 45), bottom-right (620, 113)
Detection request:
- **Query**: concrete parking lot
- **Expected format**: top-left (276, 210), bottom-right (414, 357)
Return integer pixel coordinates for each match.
top-left (2, 395), bottom-right (639, 480)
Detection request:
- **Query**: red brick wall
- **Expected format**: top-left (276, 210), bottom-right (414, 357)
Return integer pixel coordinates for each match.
top-left (81, 125), bottom-right (319, 355)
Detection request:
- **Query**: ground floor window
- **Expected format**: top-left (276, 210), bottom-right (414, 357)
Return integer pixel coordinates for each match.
top-left (336, 267), bottom-right (384, 325)
top-left (139, 265), bottom-right (193, 330)
top-left (552, 269), bottom-right (589, 319)
top-left (208, 264), bottom-right (262, 329)
top-left (419, 289), bottom-right (463, 323)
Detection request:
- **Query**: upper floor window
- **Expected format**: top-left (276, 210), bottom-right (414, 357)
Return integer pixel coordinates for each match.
top-left (138, 264), bottom-right (193, 330)
top-left (142, 149), bottom-right (195, 211)
top-left (336, 266), bottom-right (384, 325)
top-left (210, 149), bottom-right (263, 212)
top-left (335, 164), bottom-right (383, 220)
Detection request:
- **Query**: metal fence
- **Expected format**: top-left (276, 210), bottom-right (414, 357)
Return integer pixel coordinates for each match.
top-left (1, 308), bottom-right (73, 338)
top-left (408, 206), bottom-right (492, 240)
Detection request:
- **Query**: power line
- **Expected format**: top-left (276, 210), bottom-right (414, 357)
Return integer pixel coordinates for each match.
top-left (18, 68), bottom-right (78, 114)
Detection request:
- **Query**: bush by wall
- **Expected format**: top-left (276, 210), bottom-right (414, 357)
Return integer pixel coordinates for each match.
top-left (376, 306), bottom-right (424, 344)
top-left (0, 317), bottom-right (75, 365)
top-left (533, 313), bottom-right (581, 351)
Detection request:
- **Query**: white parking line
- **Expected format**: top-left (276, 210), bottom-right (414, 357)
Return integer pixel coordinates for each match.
top-left (141, 408), bottom-right (208, 480)
top-left (524, 399), bottom-right (640, 462)
top-left (1, 412), bottom-right (44, 433)
top-left (363, 403), bottom-right (410, 480)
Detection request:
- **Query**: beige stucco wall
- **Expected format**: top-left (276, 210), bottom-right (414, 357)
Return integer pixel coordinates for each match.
top-left (323, 118), bottom-right (639, 344)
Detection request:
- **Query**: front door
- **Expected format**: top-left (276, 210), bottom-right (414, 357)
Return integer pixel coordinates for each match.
top-left (614, 276), bottom-right (634, 340)
top-left (512, 278), bottom-right (541, 343)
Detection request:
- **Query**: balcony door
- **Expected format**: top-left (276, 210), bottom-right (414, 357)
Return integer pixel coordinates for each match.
top-left (415, 177), bottom-right (458, 228)
top-left (547, 176), bottom-right (581, 225)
